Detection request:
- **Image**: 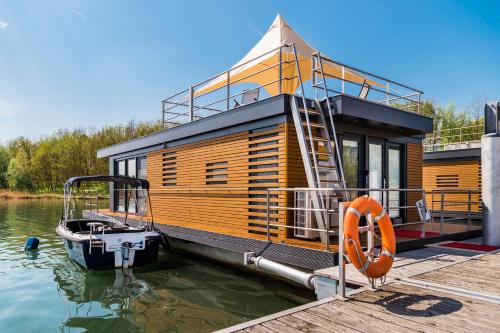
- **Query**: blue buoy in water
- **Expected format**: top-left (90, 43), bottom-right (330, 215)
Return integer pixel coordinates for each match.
top-left (25, 237), bottom-right (40, 251)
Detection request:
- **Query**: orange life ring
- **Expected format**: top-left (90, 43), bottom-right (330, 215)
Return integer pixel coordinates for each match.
top-left (343, 195), bottom-right (396, 279)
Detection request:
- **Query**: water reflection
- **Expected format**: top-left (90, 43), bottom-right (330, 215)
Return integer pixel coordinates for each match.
top-left (0, 201), bottom-right (314, 333)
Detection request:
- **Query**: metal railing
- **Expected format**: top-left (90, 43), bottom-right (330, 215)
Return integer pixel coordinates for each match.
top-left (161, 44), bottom-right (423, 127)
top-left (265, 187), bottom-right (429, 251)
top-left (423, 124), bottom-right (484, 152)
top-left (265, 187), bottom-right (428, 298)
top-left (429, 188), bottom-right (482, 234)
top-left (313, 53), bottom-right (423, 113)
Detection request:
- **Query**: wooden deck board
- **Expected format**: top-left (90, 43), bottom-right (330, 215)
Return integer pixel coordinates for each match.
top-left (218, 249), bottom-right (500, 333)
top-left (314, 246), bottom-right (480, 286)
top-left (226, 281), bottom-right (500, 333)
top-left (414, 251), bottom-right (500, 295)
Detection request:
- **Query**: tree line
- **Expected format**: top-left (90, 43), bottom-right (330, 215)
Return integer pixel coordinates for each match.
top-left (0, 100), bottom-right (486, 193)
top-left (0, 120), bottom-right (163, 192)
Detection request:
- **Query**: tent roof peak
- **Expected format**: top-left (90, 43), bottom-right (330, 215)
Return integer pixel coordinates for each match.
top-left (269, 14), bottom-right (291, 32)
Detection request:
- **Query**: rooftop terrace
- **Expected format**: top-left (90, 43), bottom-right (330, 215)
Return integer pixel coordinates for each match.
top-left (161, 15), bottom-right (424, 128)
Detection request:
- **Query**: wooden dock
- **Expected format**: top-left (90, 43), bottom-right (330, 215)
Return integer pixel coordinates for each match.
top-left (218, 244), bottom-right (500, 333)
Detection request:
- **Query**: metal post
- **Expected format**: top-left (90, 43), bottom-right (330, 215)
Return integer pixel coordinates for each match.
top-left (386, 83), bottom-right (390, 105)
top-left (341, 66), bottom-right (345, 94)
top-left (440, 190), bottom-right (445, 235)
top-left (467, 190), bottom-right (472, 231)
top-left (431, 190), bottom-right (434, 230)
top-left (278, 46), bottom-right (282, 94)
top-left (367, 212), bottom-right (374, 262)
top-left (420, 190), bottom-right (426, 238)
top-left (188, 86), bottom-right (194, 122)
top-left (266, 189), bottom-right (271, 241)
top-left (326, 191), bottom-right (330, 251)
top-left (337, 201), bottom-right (346, 299)
top-left (226, 71), bottom-right (230, 111)
top-left (418, 93), bottom-right (421, 113)
top-left (161, 102), bottom-right (165, 128)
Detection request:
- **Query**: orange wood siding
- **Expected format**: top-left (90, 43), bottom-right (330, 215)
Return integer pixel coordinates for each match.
top-left (406, 143), bottom-right (423, 222)
top-left (147, 124), bottom-right (287, 241)
top-left (423, 160), bottom-right (481, 212)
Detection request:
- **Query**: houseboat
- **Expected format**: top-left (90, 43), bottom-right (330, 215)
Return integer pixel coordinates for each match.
top-left (422, 116), bottom-right (486, 222)
top-left (95, 15), bottom-right (475, 272)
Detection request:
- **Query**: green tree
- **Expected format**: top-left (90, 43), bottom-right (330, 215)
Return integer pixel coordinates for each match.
top-left (0, 146), bottom-right (9, 188)
top-left (7, 150), bottom-right (35, 192)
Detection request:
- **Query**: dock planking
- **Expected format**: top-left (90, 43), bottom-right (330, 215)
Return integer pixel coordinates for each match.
top-left (222, 247), bottom-right (500, 333)
top-left (314, 245), bottom-right (484, 286)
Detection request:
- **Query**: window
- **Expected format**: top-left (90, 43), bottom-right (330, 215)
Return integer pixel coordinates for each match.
top-left (114, 155), bottom-right (147, 213)
top-left (116, 160), bottom-right (126, 211)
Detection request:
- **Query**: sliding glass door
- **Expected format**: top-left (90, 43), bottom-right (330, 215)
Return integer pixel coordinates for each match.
top-left (367, 140), bottom-right (403, 217)
top-left (114, 156), bottom-right (147, 213)
top-left (368, 141), bottom-right (383, 203)
top-left (387, 144), bottom-right (402, 218)
top-left (342, 137), bottom-right (361, 200)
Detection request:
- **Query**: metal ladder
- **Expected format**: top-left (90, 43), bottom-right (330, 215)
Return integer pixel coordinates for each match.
top-left (311, 52), bottom-right (347, 193)
top-left (290, 45), bottom-right (346, 244)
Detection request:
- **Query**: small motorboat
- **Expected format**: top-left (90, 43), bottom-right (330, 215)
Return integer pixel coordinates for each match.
top-left (56, 175), bottom-right (160, 270)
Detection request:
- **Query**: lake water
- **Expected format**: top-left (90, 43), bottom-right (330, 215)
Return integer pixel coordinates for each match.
top-left (0, 200), bottom-right (314, 333)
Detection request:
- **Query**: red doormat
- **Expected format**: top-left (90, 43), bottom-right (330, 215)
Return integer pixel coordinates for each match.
top-left (394, 229), bottom-right (440, 239)
top-left (440, 241), bottom-right (500, 252)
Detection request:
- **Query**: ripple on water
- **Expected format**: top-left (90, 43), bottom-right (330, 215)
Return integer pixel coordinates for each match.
top-left (0, 200), bottom-right (315, 333)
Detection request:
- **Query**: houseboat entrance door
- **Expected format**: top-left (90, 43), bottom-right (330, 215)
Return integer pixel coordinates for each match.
top-left (387, 143), bottom-right (402, 218)
top-left (367, 140), bottom-right (403, 218)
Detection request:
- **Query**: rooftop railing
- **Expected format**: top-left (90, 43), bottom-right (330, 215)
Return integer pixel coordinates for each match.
top-left (423, 124), bottom-right (484, 152)
top-left (161, 44), bottom-right (423, 128)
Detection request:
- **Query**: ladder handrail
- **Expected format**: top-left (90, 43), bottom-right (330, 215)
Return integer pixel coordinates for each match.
top-left (314, 52), bottom-right (347, 192)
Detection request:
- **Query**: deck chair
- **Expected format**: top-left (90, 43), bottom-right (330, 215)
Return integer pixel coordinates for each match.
top-left (358, 80), bottom-right (371, 100)
top-left (233, 88), bottom-right (260, 108)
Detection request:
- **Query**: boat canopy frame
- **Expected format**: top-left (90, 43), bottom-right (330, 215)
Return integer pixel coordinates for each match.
top-left (62, 175), bottom-right (154, 229)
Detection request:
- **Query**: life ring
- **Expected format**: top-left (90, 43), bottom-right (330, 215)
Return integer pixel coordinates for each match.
top-left (343, 195), bottom-right (396, 279)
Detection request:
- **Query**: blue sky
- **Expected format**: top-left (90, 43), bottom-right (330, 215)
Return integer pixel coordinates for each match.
top-left (0, 0), bottom-right (499, 141)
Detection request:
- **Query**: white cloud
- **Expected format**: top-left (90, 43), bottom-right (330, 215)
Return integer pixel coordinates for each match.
top-left (70, 9), bottom-right (86, 19)
top-left (0, 21), bottom-right (8, 29)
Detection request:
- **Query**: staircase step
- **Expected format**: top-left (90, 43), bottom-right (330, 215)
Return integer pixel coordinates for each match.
top-left (309, 151), bottom-right (333, 156)
top-left (299, 108), bottom-right (322, 115)
top-left (315, 165), bottom-right (337, 169)
top-left (311, 137), bottom-right (329, 142)
top-left (303, 122), bottom-right (326, 128)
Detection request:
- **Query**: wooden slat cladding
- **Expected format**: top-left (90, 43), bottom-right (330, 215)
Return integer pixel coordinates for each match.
top-left (247, 126), bottom-right (283, 239)
top-left (436, 174), bottom-right (459, 188)
top-left (161, 151), bottom-right (177, 186)
top-left (406, 143), bottom-right (423, 222)
top-left (423, 160), bottom-right (482, 212)
top-left (147, 124), bottom-right (287, 241)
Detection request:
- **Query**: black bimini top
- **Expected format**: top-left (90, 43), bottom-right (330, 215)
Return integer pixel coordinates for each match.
top-left (64, 175), bottom-right (149, 189)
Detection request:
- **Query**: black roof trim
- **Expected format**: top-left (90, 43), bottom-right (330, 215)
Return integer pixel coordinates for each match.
top-left (64, 175), bottom-right (149, 189)
top-left (328, 95), bottom-right (433, 136)
top-left (97, 94), bottom-right (288, 158)
top-left (423, 148), bottom-right (481, 163)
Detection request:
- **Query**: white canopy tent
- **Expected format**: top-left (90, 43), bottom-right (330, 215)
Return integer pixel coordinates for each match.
top-left (195, 14), bottom-right (381, 98)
